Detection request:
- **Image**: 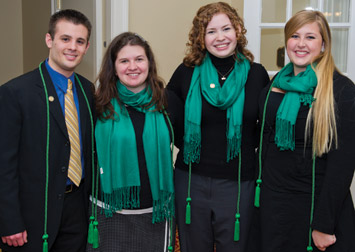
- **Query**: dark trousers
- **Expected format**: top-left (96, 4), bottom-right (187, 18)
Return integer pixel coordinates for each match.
top-left (50, 183), bottom-right (88, 252)
top-left (175, 169), bottom-right (254, 252)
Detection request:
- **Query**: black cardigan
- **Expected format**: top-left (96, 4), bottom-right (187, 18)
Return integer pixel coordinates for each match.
top-left (167, 54), bottom-right (269, 181)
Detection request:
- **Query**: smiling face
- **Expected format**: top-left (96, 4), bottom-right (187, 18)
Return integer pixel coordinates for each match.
top-left (46, 20), bottom-right (89, 77)
top-left (286, 22), bottom-right (323, 75)
top-left (115, 45), bottom-right (149, 93)
top-left (204, 13), bottom-right (238, 58)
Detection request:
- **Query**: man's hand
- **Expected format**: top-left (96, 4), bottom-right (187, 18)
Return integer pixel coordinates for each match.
top-left (1, 230), bottom-right (28, 247)
top-left (312, 230), bottom-right (336, 251)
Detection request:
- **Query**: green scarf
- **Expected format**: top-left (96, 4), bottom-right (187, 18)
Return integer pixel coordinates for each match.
top-left (183, 53), bottom-right (250, 164)
top-left (272, 63), bottom-right (317, 151)
top-left (95, 82), bottom-right (174, 223)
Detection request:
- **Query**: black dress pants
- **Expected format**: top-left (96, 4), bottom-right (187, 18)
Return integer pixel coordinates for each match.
top-left (175, 169), bottom-right (254, 252)
top-left (50, 183), bottom-right (88, 252)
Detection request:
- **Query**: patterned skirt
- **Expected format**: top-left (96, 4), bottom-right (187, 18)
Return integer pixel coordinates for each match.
top-left (86, 201), bottom-right (172, 252)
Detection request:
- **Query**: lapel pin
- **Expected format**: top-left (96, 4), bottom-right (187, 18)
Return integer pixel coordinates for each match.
top-left (210, 83), bottom-right (215, 89)
top-left (48, 96), bottom-right (54, 102)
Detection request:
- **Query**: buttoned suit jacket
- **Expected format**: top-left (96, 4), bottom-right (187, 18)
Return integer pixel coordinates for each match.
top-left (0, 61), bottom-right (95, 251)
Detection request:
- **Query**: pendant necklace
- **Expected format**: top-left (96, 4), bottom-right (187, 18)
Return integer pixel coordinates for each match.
top-left (216, 65), bottom-right (234, 81)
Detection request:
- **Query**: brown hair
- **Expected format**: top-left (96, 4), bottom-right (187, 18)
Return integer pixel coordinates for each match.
top-left (183, 2), bottom-right (253, 67)
top-left (285, 10), bottom-right (337, 156)
top-left (48, 9), bottom-right (92, 42)
top-left (95, 32), bottom-right (166, 120)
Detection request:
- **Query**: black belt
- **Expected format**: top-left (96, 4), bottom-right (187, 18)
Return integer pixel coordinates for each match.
top-left (65, 180), bottom-right (84, 194)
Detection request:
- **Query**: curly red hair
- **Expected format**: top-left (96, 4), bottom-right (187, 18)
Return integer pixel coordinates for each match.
top-left (183, 2), bottom-right (254, 67)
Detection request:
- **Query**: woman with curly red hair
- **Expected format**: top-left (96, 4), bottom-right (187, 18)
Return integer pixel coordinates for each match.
top-left (167, 2), bottom-right (269, 251)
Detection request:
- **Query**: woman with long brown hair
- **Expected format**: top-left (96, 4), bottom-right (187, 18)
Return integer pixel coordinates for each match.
top-left (88, 32), bottom-right (183, 252)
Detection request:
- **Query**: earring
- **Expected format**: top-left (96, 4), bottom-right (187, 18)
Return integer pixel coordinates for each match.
top-left (321, 44), bottom-right (325, 52)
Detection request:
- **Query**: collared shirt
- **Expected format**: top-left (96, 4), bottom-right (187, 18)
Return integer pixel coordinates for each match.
top-left (45, 59), bottom-right (85, 184)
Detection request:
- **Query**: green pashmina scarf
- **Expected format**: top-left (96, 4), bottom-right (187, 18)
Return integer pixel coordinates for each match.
top-left (183, 52), bottom-right (250, 164)
top-left (272, 63), bottom-right (317, 150)
top-left (95, 82), bottom-right (174, 223)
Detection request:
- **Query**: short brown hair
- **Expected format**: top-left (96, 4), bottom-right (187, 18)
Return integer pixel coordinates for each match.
top-left (48, 9), bottom-right (92, 42)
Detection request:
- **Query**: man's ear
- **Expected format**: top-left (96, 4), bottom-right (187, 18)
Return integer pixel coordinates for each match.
top-left (84, 41), bottom-right (90, 54)
top-left (45, 33), bottom-right (53, 49)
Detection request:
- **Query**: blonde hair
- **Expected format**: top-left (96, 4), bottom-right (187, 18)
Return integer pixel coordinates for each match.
top-left (285, 10), bottom-right (337, 156)
top-left (183, 2), bottom-right (253, 67)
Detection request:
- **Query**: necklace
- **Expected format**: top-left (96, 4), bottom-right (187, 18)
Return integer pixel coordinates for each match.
top-left (216, 65), bottom-right (234, 80)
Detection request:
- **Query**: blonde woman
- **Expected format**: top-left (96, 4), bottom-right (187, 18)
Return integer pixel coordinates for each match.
top-left (256, 10), bottom-right (355, 252)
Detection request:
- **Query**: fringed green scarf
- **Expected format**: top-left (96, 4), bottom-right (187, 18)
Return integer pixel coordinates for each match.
top-left (183, 52), bottom-right (250, 164)
top-left (273, 63), bottom-right (317, 150)
top-left (95, 82), bottom-right (174, 223)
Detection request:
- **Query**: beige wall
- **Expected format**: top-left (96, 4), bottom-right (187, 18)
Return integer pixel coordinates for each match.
top-left (22, 0), bottom-right (51, 73)
top-left (129, 0), bottom-right (244, 83)
top-left (59, 0), bottom-right (96, 82)
top-left (0, 0), bottom-right (23, 84)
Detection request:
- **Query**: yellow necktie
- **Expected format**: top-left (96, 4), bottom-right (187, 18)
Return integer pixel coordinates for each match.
top-left (65, 79), bottom-right (82, 186)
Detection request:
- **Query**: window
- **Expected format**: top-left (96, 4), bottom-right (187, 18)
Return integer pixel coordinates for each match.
top-left (244, 0), bottom-right (355, 81)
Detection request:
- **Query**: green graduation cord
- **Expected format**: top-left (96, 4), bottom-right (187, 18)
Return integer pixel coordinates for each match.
top-left (234, 151), bottom-right (242, 242)
top-left (39, 63), bottom-right (96, 251)
top-left (256, 83), bottom-right (317, 251)
top-left (164, 109), bottom-right (176, 251)
top-left (307, 155), bottom-right (316, 252)
top-left (184, 139), bottom-right (243, 242)
top-left (255, 84), bottom-right (273, 207)
top-left (185, 161), bottom-right (192, 225)
top-left (39, 63), bottom-right (50, 252)
top-left (73, 74), bottom-right (99, 249)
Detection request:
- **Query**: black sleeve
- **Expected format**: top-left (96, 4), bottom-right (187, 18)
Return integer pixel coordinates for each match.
top-left (165, 89), bottom-right (184, 149)
top-left (312, 76), bottom-right (355, 234)
top-left (166, 63), bottom-right (194, 102)
top-left (0, 83), bottom-right (26, 236)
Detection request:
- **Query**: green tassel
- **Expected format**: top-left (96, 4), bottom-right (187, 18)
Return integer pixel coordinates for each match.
top-left (42, 234), bottom-right (48, 252)
top-left (93, 221), bottom-right (99, 249)
top-left (168, 245), bottom-right (173, 251)
top-left (234, 213), bottom-right (240, 242)
top-left (185, 197), bottom-right (191, 224)
top-left (88, 216), bottom-right (95, 244)
top-left (307, 245), bottom-right (313, 251)
top-left (254, 179), bottom-right (262, 207)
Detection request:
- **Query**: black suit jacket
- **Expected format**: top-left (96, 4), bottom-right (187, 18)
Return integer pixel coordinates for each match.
top-left (0, 61), bottom-right (95, 251)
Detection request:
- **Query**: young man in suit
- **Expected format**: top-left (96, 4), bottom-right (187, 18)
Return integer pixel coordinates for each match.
top-left (0, 9), bottom-right (95, 252)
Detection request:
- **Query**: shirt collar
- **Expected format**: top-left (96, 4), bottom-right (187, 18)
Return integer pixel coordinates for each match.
top-left (45, 58), bottom-right (75, 92)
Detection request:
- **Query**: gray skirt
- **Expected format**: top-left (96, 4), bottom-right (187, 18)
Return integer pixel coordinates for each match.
top-left (86, 203), bottom-right (171, 252)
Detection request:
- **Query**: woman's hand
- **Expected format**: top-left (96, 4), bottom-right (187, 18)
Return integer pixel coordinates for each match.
top-left (312, 230), bottom-right (336, 251)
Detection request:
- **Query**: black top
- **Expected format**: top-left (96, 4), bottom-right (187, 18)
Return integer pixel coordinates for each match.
top-left (167, 54), bottom-right (269, 181)
top-left (258, 71), bottom-right (355, 251)
top-left (125, 90), bottom-right (184, 208)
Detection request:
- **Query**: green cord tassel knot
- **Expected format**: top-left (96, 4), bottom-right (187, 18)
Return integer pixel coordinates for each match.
top-left (185, 197), bottom-right (191, 224)
top-left (307, 245), bottom-right (313, 251)
top-left (234, 213), bottom-right (240, 242)
top-left (168, 245), bottom-right (174, 251)
top-left (254, 179), bottom-right (262, 207)
top-left (88, 216), bottom-right (95, 244)
top-left (42, 234), bottom-right (48, 252)
top-left (93, 220), bottom-right (99, 249)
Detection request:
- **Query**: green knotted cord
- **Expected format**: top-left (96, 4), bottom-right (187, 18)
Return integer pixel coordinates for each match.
top-left (164, 109), bottom-right (176, 251)
top-left (185, 161), bottom-right (192, 225)
top-left (307, 155), bottom-right (316, 252)
top-left (234, 151), bottom-right (242, 241)
top-left (257, 83), bottom-right (317, 251)
top-left (39, 63), bottom-right (50, 252)
top-left (255, 84), bottom-right (274, 207)
top-left (39, 63), bottom-right (96, 251)
top-left (74, 75), bottom-right (99, 248)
